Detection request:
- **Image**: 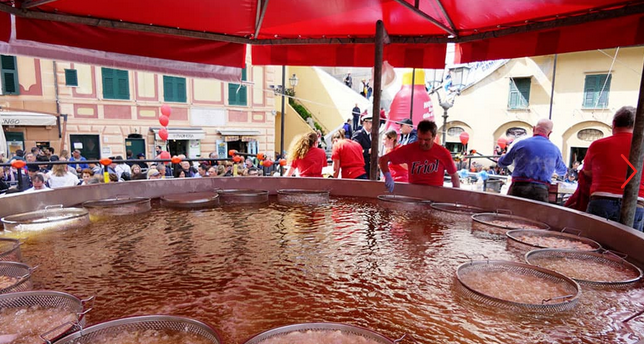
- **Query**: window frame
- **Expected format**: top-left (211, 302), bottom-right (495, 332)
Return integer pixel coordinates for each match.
top-left (101, 67), bottom-right (130, 100)
top-left (582, 74), bottom-right (611, 109)
top-left (163, 75), bottom-right (187, 103)
top-left (228, 66), bottom-right (248, 106)
top-left (507, 77), bottom-right (531, 110)
top-left (0, 55), bottom-right (20, 95)
top-left (64, 69), bottom-right (79, 87)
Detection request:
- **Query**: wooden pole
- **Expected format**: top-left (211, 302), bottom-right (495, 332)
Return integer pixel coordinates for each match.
top-left (370, 20), bottom-right (385, 180)
top-left (620, 57), bottom-right (644, 228)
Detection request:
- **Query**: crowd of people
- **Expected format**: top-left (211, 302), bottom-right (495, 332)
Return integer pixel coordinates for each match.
top-left (0, 146), bottom-right (283, 194)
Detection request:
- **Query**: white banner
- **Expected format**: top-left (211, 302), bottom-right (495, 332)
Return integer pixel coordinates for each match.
top-left (0, 111), bottom-right (57, 126)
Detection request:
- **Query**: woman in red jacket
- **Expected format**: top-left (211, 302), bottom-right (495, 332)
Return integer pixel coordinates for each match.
top-left (383, 129), bottom-right (408, 182)
top-left (285, 132), bottom-right (327, 177)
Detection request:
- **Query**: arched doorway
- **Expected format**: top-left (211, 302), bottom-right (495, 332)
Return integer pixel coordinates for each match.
top-left (561, 121), bottom-right (611, 167)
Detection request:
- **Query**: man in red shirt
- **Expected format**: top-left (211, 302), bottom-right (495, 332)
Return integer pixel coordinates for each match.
top-left (379, 120), bottom-right (459, 191)
top-left (583, 106), bottom-right (644, 231)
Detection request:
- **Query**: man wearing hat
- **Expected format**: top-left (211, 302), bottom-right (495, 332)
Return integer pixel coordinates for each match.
top-left (352, 113), bottom-right (373, 176)
top-left (398, 118), bottom-right (418, 146)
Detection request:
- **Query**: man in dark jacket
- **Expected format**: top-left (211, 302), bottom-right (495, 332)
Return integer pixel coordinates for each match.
top-left (352, 114), bottom-right (372, 176)
top-left (352, 104), bottom-right (361, 131)
top-left (398, 118), bottom-right (418, 145)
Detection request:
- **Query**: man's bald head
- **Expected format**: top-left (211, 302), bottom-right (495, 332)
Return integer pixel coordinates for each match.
top-left (534, 119), bottom-right (553, 136)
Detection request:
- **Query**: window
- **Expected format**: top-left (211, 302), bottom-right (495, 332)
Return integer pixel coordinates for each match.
top-left (577, 129), bottom-right (604, 141)
top-left (583, 74), bottom-right (611, 108)
top-left (163, 75), bottom-right (187, 103)
top-left (1, 55), bottom-right (19, 95)
top-left (508, 77), bottom-right (530, 109)
top-left (65, 69), bottom-right (78, 87)
top-left (101, 67), bottom-right (130, 100)
top-left (447, 127), bottom-right (465, 136)
top-left (228, 66), bottom-right (247, 106)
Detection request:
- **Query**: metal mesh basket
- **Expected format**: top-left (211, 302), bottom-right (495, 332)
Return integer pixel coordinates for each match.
top-left (82, 197), bottom-right (151, 218)
top-left (0, 238), bottom-right (22, 262)
top-left (525, 249), bottom-right (643, 287)
top-left (0, 261), bottom-right (34, 294)
top-left (160, 192), bottom-right (220, 209)
top-left (1, 206), bottom-right (90, 232)
top-left (277, 189), bottom-right (330, 205)
top-left (377, 194), bottom-right (431, 212)
top-left (456, 260), bottom-right (580, 313)
top-left (0, 290), bottom-right (88, 342)
top-left (218, 189), bottom-right (269, 205)
top-left (430, 203), bottom-right (490, 215)
top-left (506, 229), bottom-right (602, 253)
top-left (55, 315), bottom-right (221, 344)
top-left (471, 213), bottom-right (550, 238)
top-left (243, 322), bottom-right (393, 344)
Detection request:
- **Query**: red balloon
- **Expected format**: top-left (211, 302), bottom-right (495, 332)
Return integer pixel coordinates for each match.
top-left (159, 128), bottom-right (169, 141)
top-left (263, 160), bottom-right (274, 167)
top-left (279, 159), bottom-right (287, 166)
top-left (459, 132), bottom-right (470, 145)
top-left (161, 105), bottom-right (172, 117)
top-left (497, 137), bottom-right (508, 149)
top-left (171, 156), bottom-right (182, 164)
top-left (159, 151), bottom-right (171, 160)
top-left (233, 155), bottom-right (243, 163)
top-left (256, 153), bottom-right (265, 160)
top-left (228, 149), bottom-right (237, 157)
top-left (158, 115), bottom-right (169, 127)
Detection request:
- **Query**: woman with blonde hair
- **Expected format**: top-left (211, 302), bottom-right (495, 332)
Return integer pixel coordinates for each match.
top-left (383, 129), bottom-right (408, 182)
top-left (285, 132), bottom-right (327, 177)
top-left (47, 159), bottom-right (80, 188)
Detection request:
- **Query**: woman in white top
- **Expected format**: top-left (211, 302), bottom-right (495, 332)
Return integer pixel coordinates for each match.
top-left (47, 162), bottom-right (79, 188)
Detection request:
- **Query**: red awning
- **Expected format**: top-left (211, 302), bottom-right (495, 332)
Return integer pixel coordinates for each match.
top-left (0, 0), bottom-right (642, 72)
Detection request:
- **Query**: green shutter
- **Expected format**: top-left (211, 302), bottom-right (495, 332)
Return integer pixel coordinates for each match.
top-left (102, 67), bottom-right (129, 100)
top-left (228, 66), bottom-right (248, 106)
top-left (163, 75), bottom-right (187, 103)
top-left (64, 69), bottom-right (78, 87)
top-left (1, 55), bottom-right (19, 95)
top-left (102, 67), bottom-right (115, 99)
top-left (583, 74), bottom-right (611, 108)
top-left (508, 78), bottom-right (530, 109)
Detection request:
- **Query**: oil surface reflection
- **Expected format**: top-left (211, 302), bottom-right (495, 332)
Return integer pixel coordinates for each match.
top-left (13, 197), bottom-right (644, 344)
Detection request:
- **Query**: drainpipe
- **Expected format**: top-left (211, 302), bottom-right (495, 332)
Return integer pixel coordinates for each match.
top-left (52, 61), bottom-right (65, 153)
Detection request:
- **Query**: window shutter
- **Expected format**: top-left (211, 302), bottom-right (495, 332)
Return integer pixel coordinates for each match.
top-left (508, 78), bottom-right (530, 109)
top-left (177, 78), bottom-right (187, 102)
top-left (597, 74), bottom-right (611, 108)
top-left (1, 55), bottom-right (19, 95)
top-left (228, 65), bottom-right (248, 106)
top-left (64, 69), bottom-right (78, 87)
top-left (163, 76), bottom-right (174, 101)
top-left (102, 67), bottom-right (115, 99)
top-left (583, 74), bottom-right (610, 108)
top-left (117, 70), bottom-right (129, 99)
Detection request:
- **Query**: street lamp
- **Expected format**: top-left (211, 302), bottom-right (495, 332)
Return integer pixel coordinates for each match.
top-left (289, 73), bottom-right (299, 94)
top-left (428, 66), bottom-right (471, 146)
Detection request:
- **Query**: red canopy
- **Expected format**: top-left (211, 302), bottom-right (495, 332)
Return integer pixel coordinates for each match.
top-left (0, 0), bottom-right (643, 76)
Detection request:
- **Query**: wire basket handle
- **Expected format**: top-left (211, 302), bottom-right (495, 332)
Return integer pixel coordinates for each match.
top-left (393, 333), bottom-right (422, 343)
top-left (21, 264), bottom-right (39, 279)
top-left (495, 208), bottom-right (513, 215)
top-left (80, 295), bottom-right (95, 317)
top-left (602, 249), bottom-right (628, 260)
top-left (561, 227), bottom-right (582, 236)
top-left (40, 320), bottom-right (79, 344)
top-left (44, 204), bottom-right (63, 210)
top-left (462, 253), bottom-right (489, 263)
top-left (623, 307), bottom-right (644, 323)
top-left (542, 294), bottom-right (575, 304)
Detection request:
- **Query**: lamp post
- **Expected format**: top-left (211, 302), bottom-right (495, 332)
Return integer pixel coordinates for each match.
top-left (289, 73), bottom-right (299, 94)
top-left (428, 66), bottom-right (470, 146)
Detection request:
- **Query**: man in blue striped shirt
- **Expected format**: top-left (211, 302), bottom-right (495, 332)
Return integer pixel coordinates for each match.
top-left (498, 119), bottom-right (567, 202)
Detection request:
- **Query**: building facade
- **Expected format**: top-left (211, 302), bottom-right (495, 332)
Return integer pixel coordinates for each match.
top-left (1, 55), bottom-right (278, 160)
top-left (436, 46), bottom-right (643, 167)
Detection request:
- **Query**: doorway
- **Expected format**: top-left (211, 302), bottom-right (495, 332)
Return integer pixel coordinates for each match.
top-left (5, 131), bottom-right (24, 156)
top-left (70, 134), bottom-right (100, 159)
top-left (569, 147), bottom-right (588, 167)
top-left (227, 140), bottom-right (248, 154)
top-left (168, 139), bottom-right (188, 157)
top-left (125, 138), bottom-right (145, 158)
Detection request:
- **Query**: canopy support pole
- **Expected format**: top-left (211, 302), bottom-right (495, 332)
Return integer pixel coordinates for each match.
top-left (280, 65), bottom-right (286, 176)
top-left (620, 58), bottom-right (644, 228)
top-left (548, 54), bottom-right (557, 120)
top-left (370, 20), bottom-right (385, 180)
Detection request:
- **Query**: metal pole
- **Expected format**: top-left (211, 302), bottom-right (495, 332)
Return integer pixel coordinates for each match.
top-left (442, 108), bottom-right (448, 146)
top-left (280, 65), bottom-right (286, 176)
top-left (619, 57), bottom-right (644, 227)
top-left (548, 54), bottom-right (558, 120)
top-left (369, 20), bottom-right (385, 180)
top-left (409, 68), bottom-right (415, 120)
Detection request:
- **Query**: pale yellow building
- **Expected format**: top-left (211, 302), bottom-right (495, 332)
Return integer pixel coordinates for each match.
top-left (1, 55), bottom-right (279, 160)
top-left (437, 46), bottom-right (644, 167)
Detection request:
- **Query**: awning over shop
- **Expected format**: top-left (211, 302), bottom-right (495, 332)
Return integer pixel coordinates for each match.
top-left (218, 130), bottom-right (261, 136)
top-left (150, 128), bottom-right (206, 140)
top-left (0, 110), bottom-right (57, 126)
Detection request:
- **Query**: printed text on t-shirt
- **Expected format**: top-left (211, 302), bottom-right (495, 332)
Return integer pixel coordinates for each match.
top-left (411, 159), bottom-right (439, 174)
